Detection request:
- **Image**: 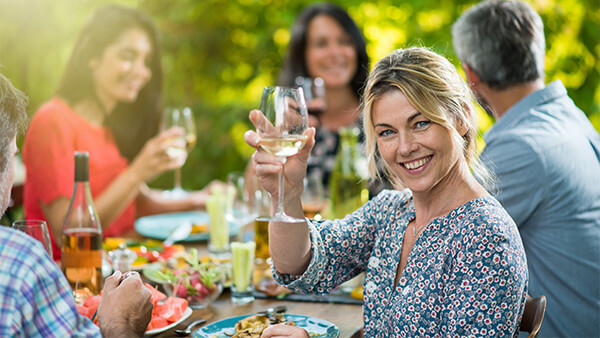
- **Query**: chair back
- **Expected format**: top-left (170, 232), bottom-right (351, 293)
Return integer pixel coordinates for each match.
top-left (519, 294), bottom-right (547, 338)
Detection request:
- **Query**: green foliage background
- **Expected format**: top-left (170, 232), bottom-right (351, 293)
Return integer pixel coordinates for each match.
top-left (1, 0), bottom-right (598, 191)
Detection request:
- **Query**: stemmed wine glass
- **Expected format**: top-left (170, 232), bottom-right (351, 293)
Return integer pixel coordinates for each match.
top-left (295, 76), bottom-right (326, 119)
top-left (161, 107), bottom-right (197, 200)
top-left (12, 220), bottom-right (53, 259)
top-left (257, 86), bottom-right (309, 223)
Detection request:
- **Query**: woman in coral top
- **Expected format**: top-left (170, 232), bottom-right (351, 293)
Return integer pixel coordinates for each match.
top-left (23, 5), bottom-right (213, 260)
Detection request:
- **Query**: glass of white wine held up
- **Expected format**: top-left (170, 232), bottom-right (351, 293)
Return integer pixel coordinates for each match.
top-left (257, 86), bottom-right (309, 223)
top-left (161, 107), bottom-right (197, 200)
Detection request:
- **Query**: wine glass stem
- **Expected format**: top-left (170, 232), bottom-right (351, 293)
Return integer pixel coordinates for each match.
top-left (174, 167), bottom-right (182, 190)
top-left (276, 169), bottom-right (285, 216)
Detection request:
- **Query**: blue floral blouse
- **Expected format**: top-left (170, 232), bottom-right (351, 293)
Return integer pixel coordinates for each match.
top-left (273, 189), bottom-right (528, 337)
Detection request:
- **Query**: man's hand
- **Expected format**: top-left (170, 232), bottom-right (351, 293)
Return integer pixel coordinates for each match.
top-left (97, 271), bottom-right (153, 337)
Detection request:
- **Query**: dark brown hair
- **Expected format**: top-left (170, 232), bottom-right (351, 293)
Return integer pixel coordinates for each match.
top-left (56, 5), bottom-right (163, 160)
top-left (278, 2), bottom-right (369, 101)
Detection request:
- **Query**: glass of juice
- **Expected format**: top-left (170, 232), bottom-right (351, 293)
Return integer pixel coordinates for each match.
top-left (231, 241), bottom-right (256, 304)
top-left (207, 186), bottom-right (231, 258)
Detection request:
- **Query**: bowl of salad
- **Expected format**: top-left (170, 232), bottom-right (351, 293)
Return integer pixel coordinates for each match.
top-left (143, 248), bottom-right (223, 308)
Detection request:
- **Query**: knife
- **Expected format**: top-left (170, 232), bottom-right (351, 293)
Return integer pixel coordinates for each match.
top-left (164, 221), bottom-right (192, 246)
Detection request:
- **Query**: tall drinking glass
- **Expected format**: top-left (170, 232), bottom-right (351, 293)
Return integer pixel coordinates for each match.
top-left (301, 173), bottom-right (326, 220)
top-left (161, 107), bottom-right (197, 200)
top-left (12, 219), bottom-right (53, 259)
top-left (257, 86), bottom-right (309, 223)
top-left (226, 172), bottom-right (260, 238)
top-left (231, 241), bottom-right (256, 304)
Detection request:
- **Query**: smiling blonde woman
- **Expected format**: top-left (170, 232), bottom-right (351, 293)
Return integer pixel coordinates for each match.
top-left (245, 47), bottom-right (528, 337)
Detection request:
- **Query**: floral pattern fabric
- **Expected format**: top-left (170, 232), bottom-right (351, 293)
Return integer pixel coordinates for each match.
top-left (273, 189), bottom-right (528, 337)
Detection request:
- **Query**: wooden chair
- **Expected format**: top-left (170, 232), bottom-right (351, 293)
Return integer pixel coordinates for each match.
top-left (519, 294), bottom-right (547, 338)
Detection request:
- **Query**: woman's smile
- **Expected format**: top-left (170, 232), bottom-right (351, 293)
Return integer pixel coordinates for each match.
top-left (401, 155), bottom-right (432, 171)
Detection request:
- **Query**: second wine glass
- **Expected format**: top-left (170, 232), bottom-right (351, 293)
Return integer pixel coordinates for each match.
top-left (162, 107), bottom-right (197, 200)
top-left (258, 86), bottom-right (309, 223)
top-left (12, 219), bottom-right (53, 260)
top-left (295, 76), bottom-right (326, 118)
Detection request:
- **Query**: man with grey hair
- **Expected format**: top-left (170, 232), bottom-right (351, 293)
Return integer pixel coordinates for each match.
top-left (453, 0), bottom-right (600, 336)
top-left (0, 73), bottom-right (27, 214)
top-left (0, 72), bottom-right (153, 337)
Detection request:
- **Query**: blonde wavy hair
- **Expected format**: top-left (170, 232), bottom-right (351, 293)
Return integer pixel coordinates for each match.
top-left (362, 47), bottom-right (493, 189)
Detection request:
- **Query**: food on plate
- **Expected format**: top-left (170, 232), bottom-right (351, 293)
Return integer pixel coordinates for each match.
top-left (191, 223), bottom-right (209, 233)
top-left (254, 276), bottom-right (291, 298)
top-left (146, 284), bottom-right (189, 331)
top-left (144, 248), bottom-right (224, 305)
top-left (231, 313), bottom-right (296, 337)
top-left (234, 315), bottom-right (270, 335)
top-left (253, 264), bottom-right (291, 298)
top-left (103, 238), bottom-right (184, 268)
top-left (76, 295), bottom-right (101, 323)
top-left (75, 283), bottom-right (188, 331)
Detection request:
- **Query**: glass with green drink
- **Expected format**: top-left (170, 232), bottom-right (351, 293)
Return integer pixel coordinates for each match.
top-left (207, 185), bottom-right (233, 258)
top-left (231, 241), bottom-right (256, 304)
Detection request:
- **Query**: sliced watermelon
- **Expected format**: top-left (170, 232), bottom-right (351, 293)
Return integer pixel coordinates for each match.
top-left (76, 304), bottom-right (94, 319)
top-left (83, 295), bottom-right (101, 312)
top-left (147, 316), bottom-right (168, 331)
top-left (145, 283), bottom-right (167, 305)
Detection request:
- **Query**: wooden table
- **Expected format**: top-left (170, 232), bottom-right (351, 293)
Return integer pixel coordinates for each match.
top-left (125, 230), bottom-right (364, 337)
top-left (153, 291), bottom-right (363, 337)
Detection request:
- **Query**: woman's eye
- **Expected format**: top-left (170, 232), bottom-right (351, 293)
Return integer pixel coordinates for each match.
top-left (118, 51), bottom-right (136, 61)
top-left (339, 37), bottom-right (353, 46)
top-left (377, 129), bottom-right (393, 137)
top-left (313, 39), bottom-right (328, 48)
top-left (415, 121), bottom-right (430, 129)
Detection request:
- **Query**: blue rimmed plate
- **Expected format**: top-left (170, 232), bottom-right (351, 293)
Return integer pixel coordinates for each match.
top-left (193, 313), bottom-right (340, 338)
top-left (134, 211), bottom-right (239, 242)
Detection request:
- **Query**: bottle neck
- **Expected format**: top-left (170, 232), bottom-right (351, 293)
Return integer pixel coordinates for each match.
top-left (72, 180), bottom-right (92, 201)
top-left (63, 180), bottom-right (102, 232)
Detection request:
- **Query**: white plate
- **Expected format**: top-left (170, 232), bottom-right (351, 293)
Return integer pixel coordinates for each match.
top-left (145, 307), bottom-right (192, 336)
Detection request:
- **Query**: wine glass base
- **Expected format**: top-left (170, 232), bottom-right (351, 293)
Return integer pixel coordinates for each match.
top-left (162, 187), bottom-right (188, 200)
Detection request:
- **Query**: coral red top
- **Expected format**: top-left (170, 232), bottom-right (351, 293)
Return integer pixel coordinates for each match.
top-left (23, 97), bottom-right (136, 260)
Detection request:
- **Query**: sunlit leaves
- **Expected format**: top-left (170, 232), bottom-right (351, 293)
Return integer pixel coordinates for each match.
top-left (0, 0), bottom-right (597, 189)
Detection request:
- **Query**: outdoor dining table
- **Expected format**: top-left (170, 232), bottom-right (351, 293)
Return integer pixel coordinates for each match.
top-left (152, 291), bottom-right (364, 337)
top-left (121, 229), bottom-right (365, 337)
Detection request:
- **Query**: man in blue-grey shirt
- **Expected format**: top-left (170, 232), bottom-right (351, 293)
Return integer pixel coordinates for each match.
top-left (453, 0), bottom-right (600, 336)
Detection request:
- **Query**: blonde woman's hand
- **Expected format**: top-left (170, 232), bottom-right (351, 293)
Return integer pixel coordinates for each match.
top-left (129, 126), bottom-right (187, 183)
top-left (261, 324), bottom-right (310, 338)
top-left (244, 109), bottom-right (315, 202)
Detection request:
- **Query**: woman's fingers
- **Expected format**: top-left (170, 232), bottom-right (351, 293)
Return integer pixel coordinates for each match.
top-left (244, 129), bottom-right (260, 148)
top-left (254, 162), bottom-right (284, 176)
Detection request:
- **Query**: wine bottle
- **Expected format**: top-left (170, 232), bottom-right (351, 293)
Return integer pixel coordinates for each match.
top-left (61, 151), bottom-right (104, 304)
top-left (329, 127), bottom-right (369, 219)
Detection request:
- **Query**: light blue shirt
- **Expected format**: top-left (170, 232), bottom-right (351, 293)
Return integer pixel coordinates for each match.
top-left (481, 80), bottom-right (600, 337)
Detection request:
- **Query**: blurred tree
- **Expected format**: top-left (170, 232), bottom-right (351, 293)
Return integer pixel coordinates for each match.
top-left (0, 0), bottom-right (598, 191)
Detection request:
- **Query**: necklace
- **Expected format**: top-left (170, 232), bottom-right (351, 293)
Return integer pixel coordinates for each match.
top-left (413, 222), bottom-right (428, 237)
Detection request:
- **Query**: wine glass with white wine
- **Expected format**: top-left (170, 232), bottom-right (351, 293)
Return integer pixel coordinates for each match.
top-left (161, 107), bottom-right (197, 199)
top-left (257, 86), bottom-right (309, 223)
top-left (295, 76), bottom-right (326, 119)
